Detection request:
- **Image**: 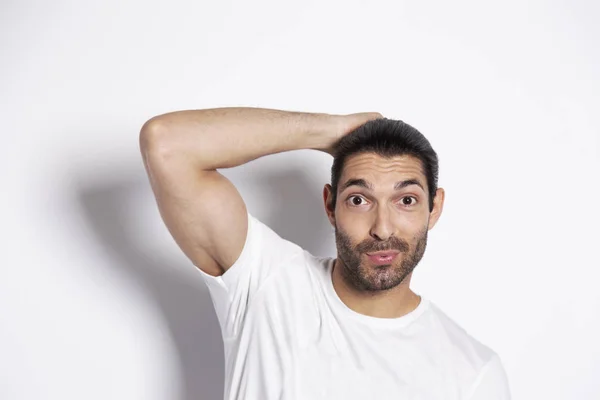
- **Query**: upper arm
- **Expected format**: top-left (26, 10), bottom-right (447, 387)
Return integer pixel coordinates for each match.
top-left (139, 129), bottom-right (248, 277)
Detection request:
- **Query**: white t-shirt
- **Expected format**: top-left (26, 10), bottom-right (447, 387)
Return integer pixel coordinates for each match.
top-left (196, 211), bottom-right (511, 400)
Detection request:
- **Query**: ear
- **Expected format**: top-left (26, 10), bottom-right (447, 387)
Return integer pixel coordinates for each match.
top-left (323, 184), bottom-right (336, 227)
top-left (427, 188), bottom-right (445, 230)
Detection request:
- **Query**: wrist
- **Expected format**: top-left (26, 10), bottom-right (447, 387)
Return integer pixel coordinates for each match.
top-left (306, 113), bottom-right (345, 154)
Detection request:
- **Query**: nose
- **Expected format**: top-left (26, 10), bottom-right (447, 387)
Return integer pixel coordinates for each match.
top-left (369, 206), bottom-right (395, 241)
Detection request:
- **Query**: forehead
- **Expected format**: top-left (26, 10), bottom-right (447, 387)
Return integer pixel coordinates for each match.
top-left (340, 153), bottom-right (426, 189)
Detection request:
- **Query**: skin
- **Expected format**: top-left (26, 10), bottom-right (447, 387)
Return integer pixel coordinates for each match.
top-left (323, 153), bottom-right (445, 319)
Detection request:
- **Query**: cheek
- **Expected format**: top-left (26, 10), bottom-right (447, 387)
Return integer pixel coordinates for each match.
top-left (337, 217), bottom-right (364, 235)
top-left (393, 213), bottom-right (428, 231)
top-left (336, 226), bottom-right (362, 250)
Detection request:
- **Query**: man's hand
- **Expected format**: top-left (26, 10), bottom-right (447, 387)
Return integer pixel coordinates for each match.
top-left (320, 112), bottom-right (384, 156)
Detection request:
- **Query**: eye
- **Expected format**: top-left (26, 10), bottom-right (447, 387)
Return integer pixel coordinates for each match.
top-left (399, 196), bottom-right (418, 207)
top-left (346, 195), bottom-right (367, 207)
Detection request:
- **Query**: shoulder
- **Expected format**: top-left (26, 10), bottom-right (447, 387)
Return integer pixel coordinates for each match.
top-left (427, 301), bottom-right (497, 365)
top-left (425, 300), bottom-right (503, 395)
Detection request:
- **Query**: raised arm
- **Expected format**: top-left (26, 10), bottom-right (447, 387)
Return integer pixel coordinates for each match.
top-left (138, 107), bottom-right (382, 276)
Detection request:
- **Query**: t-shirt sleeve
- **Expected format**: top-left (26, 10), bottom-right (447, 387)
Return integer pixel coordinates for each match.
top-left (194, 210), bottom-right (304, 339)
top-left (466, 353), bottom-right (512, 400)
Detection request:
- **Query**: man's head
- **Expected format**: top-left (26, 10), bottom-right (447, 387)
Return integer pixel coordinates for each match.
top-left (323, 118), bottom-right (445, 292)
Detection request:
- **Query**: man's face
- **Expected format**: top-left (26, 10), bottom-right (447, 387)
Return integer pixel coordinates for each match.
top-left (326, 153), bottom-right (439, 292)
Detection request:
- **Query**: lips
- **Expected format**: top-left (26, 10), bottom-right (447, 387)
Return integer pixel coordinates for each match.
top-left (365, 251), bottom-right (400, 265)
top-left (366, 251), bottom-right (400, 257)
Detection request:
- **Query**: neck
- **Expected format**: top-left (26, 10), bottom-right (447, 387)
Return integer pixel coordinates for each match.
top-left (332, 258), bottom-right (421, 319)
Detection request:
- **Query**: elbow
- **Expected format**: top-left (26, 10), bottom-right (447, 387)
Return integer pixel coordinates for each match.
top-left (139, 117), bottom-right (169, 155)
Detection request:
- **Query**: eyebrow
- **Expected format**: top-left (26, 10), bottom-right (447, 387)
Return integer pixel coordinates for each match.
top-left (339, 178), bottom-right (425, 193)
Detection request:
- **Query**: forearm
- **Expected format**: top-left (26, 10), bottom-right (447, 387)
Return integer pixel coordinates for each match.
top-left (140, 107), bottom-right (341, 170)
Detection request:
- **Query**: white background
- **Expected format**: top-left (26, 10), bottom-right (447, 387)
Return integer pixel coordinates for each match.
top-left (1, 1), bottom-right (599, 399)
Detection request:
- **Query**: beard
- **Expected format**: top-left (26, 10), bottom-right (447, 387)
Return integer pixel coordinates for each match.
top-left (334, 222), bottom-right (428, 292)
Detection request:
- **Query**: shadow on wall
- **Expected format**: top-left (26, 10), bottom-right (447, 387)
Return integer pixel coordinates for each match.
top-left (73, 161), bottom-right (335, 400)
top-left (246, 167), bottom-right (336, 259)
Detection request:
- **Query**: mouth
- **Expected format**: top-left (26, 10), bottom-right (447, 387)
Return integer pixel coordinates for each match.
top-left (365, 251), bottom-right (400, 265)
top-left (366, 251), bottom-right (400, 257)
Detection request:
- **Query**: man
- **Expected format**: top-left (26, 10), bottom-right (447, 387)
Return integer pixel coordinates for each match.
top-left (139, 107), bottom-right (511, 400)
